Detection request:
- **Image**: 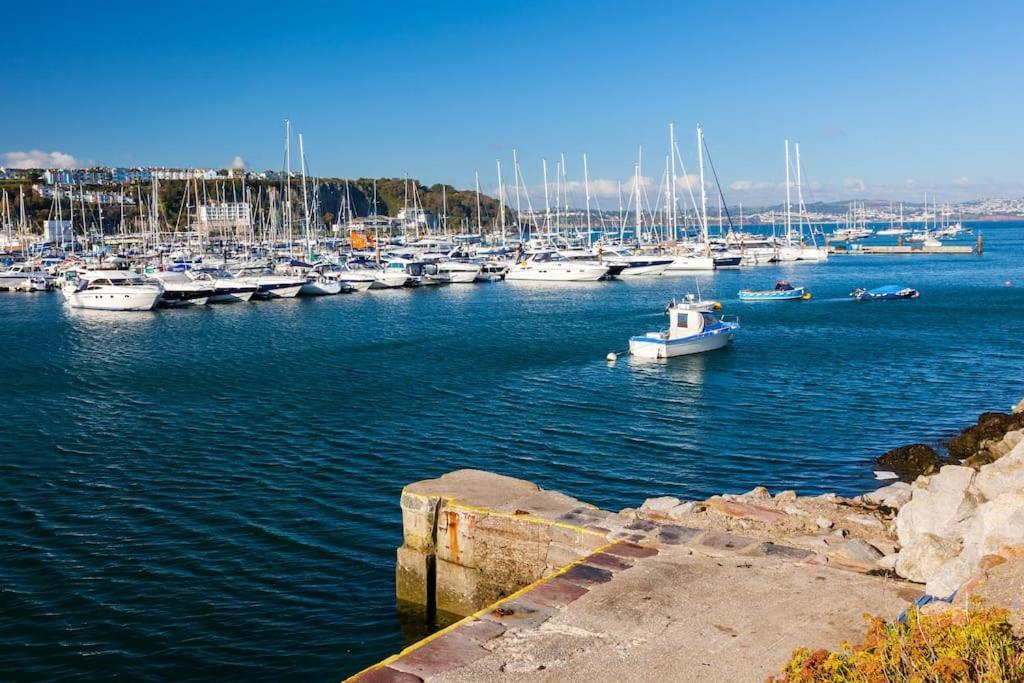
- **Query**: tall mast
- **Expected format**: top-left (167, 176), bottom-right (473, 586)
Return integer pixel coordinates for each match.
top-left (697, 125), bottom-right (708, 253)
top-left (542, 159), bottom-right (550, 234)
top-left (583, 153), bottom-right (592, 246)
top-left (284, 119), bottom-right (292, 248)
top-left (668, 123), bottom-right (677, 246)
top-left (512, 149), bottom-right (522, 237)
top-left (634, 147), bottom-right (642, 246)
top-left (795, 142), bottom-right (804, 244)
top-left (474, 171), bottom-right (482, 234)
top-left (784, 139), bottom-right (792, 244)
top-left (298, 132), bottom-right (311, 255)
top-left (496, 160), bottom-right (506, 245)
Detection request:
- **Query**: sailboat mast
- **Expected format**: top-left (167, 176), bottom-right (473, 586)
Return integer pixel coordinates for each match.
top-left (474, 171), bottom-right (482, 234)
top-left (669, 123), bottom-right (677, 246)
top-left (298, 133), bottom-right (311, 256)
top-left (496, 160), bottom-right (506, 245)
top-left (697, 125), bottom-right (709, 253)
top-left (583, 153), bottom-right (592, 246)
top-left (784, 139), bottom-right (792, 244)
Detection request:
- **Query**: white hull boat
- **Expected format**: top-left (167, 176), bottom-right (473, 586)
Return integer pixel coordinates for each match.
top-left (505, 252), bottom-right (608, 282)
top-left (629, 297), bottom-right (739, 359)
top-left (60, 269), bottom-right (163, 311)
top-left (665, 254), bottom-right (715, 272)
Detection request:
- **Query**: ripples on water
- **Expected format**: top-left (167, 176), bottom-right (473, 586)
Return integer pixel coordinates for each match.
top-left (2, 224), bottom-right (1023, 679)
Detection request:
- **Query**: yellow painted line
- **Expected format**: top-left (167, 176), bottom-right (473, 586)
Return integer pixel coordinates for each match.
top-left (342, 520), bottom-right (623, 681)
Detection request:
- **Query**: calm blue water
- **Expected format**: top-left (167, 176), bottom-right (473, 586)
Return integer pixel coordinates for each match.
top-left (2, 223), bottom-right (1023, 680)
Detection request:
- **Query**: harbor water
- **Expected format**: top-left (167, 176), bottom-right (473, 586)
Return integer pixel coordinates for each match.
top-left (2, 223), bottom-right (1023, 680)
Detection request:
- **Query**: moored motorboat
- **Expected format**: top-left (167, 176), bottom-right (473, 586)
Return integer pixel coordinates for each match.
top-left (148, 271), bottom-right (214, 306)
top-left (850, 284), bottom-right (920, 302)
top-left (629, 296), bottom-right (739, 359)
top-left (505, 251), bottom-right (609, 282)
top-left (186, 269), bottom-right (258, 303)
top-left (475, 261), bottom-right (508, 282)
top-left (738, 280), bottom-right (810, 302)
top-left (60, 269), bottom-right (163, 311)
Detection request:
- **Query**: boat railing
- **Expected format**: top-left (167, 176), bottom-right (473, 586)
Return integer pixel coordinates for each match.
top-left (719, 314), bottom-right (740, 325)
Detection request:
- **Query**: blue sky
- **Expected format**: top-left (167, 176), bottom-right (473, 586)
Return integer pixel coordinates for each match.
top-left (4, 1), bottom-right (1022, 204)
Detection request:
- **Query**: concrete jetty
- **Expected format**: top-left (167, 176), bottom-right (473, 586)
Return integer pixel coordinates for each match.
top-left (350, 470), bottom-right (925, 682)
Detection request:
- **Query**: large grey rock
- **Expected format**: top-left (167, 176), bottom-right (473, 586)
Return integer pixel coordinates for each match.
top-left (974, 439), bottom-right (1024, 501)
top-left (896, 465), bottom-right (978, 546)
top-left (862, 481), bottom-right (913, 509)
top-left (895, 533), bottom-right (962, 583)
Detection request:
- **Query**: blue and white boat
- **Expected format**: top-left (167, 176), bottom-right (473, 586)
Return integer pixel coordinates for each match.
top-left (850, 284), bottom-right (920, 302)
top-left (629, 296), bottom-right (739, 359)
top-left (738, 280), bottom-right (810, 302)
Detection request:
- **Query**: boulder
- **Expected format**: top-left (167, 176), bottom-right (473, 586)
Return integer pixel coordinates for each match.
top-left (831, 538), bottom-right (884, 571)
top-left (1013, 397), bottom-right (1024, 415)
top-left (774, 490), bottom-right (797, 502)
top-left (640, 496), bottom-right (681, 515)
top-left (862, 481), bottom-right (913, 509)
top-left (895, 533), bottom-right (962, 583)
top-left (974, 439), bottom-right (1024, 501)
top-left (926, 555), bottom-right (976, 598)
top-left (948, 412), bottom-right (1024, 459)
top-left (896, 465), bottom-right (978, 545)
top-left (969, 492), bottom-right (1024, 558)
top-left (875, 444), bottom-right (941, 478)
top-left (743, 486), bottom-right (771, 499)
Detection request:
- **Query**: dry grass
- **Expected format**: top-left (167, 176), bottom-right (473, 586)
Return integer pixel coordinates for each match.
top-left (769, 602), bottom-right (1024, 682)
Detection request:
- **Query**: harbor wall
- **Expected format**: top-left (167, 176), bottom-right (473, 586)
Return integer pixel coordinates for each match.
top-left (396, 470), bottom-right (608, 616)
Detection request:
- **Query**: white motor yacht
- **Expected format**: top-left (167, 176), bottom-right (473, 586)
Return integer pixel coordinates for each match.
top-left (599, 249), bottom-right (673, 277)
top-left (505, 251), bottom-right (608, 282)
top-left (185, 269), bottom-right (258, 303)
top-left (0, 263), bottom-right (52, 291)
top-left (60, 269), bottom-right (163, 311)
top-left (230, 263), bottom-right (304, 299)
top-left (432, 260), bottom-right (481, 283)
top-left (148, 271), bottom-right (215, 306)
top-left (333, 260), bottom-right (377, 292)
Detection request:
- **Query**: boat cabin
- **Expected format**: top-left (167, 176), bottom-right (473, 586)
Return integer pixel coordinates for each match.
top-left (666, 303), bottom-right (718, 340)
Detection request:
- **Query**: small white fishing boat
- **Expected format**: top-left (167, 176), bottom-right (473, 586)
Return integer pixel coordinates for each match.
top-left (432, 259), bottom-right (481, 283)
top-left (60, 269), bottom-right (163, 311)
top-left (475, 261), bottom-right (508, 282)
top-left (629, 296), bottom-right (739, 359)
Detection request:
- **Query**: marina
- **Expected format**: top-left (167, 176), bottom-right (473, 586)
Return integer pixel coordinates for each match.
top-left (2, 222), bottom-right (1023, 679)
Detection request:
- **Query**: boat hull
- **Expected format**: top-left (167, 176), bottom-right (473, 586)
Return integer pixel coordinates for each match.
top-left (629, 328), bottom-right (735, 359)
top-left (738, 287), bottom-right (808, 302)
top-left (665, 255), bottom-right (715, 272)
top-left (208, 287), bottom-right (256, 303)
top-left (63, 286), bottom-right (162, 311)
top-left (504, 264), bottom-right (609, 282)
top-left (300, 280), bottom-right (342, 296)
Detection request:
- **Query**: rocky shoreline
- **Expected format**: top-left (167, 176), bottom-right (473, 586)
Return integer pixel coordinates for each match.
top-left (633, 396), bottom-right (1024, 626)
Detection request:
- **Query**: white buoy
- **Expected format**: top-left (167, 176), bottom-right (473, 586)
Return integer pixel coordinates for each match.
top-left (606, 352), bottom-right (618, 362)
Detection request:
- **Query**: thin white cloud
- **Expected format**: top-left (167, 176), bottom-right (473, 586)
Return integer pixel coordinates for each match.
top-left (843, 177), bottom-right (867, 193)
top-left (953, 176), bottom-right (969, 186)
top-left (2, 150), bottom-right (81, 169)
top-left (231, 155), bottom-right (246, 170)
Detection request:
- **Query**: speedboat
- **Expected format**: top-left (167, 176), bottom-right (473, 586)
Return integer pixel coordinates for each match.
top-left (148, 271), bottom-right (215, 306)
top-left (475, 261), bottom-right (508, 282)
top-left (60, 269), bottom-right (163, 311)
top-left (333, 260), bottom-right (377, 292)
top-left (629, 296), bottom-right (739, 359)
top-left (599, 248), bottom-right (673, 277)
top-left (505, 251), bottom-right (609, 282)
top-left (432, 259), bottom-right (481, 284)
top-left (0, 263), bottom-right (52, 291)
top-left (230, 263), bottom-right (305, 299)
top-left (850, 285), bottom-right (920, 302)
top-left (665, 252), bottom-right (716, 272)
top-left (300, 274), bottom-right (343, 296)
top-left (185, 268), bottom-right (258, 303)
top-left (738, 280), bottom-right (810, 302)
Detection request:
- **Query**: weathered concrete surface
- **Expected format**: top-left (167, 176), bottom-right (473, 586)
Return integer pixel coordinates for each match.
top-left (434, 547), bottom-right (916, 682)
top-left (356, 538), bottom-right (920, 682)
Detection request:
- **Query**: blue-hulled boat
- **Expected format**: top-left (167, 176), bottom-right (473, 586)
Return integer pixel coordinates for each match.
top-left (850, 285), bottom-right (920, 302)
top-left (738, 280), bottom-right (810, 302)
